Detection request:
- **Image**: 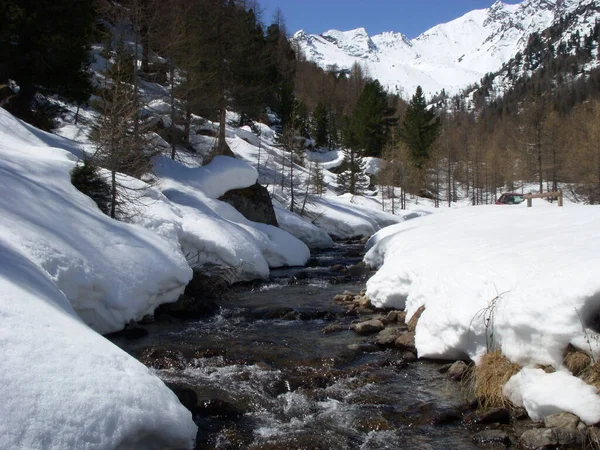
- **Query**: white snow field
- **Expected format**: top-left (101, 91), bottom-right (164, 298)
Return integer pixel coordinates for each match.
top-left (365, 204), bottom-right (600, 423)
top-left (0, 107), bottom-right (197, 447)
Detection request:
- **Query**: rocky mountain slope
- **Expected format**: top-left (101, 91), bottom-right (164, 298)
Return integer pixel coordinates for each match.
top-left (291, 0), bottom-right (600, 98)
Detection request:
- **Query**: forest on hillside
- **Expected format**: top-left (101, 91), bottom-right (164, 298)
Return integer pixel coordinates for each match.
top-left (2, 0), bottom-right (600, 210)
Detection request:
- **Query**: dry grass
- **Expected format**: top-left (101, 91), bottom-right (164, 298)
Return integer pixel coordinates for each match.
top-left (471, 350), bottom-right (521, 409)
top-left (564, 347), bottom-right (592, 377)
top-left (581, 361), bottom-right (600, 392)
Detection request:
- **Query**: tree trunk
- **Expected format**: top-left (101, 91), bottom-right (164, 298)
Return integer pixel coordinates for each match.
top-left (110, 170), bottom-right (117, 219)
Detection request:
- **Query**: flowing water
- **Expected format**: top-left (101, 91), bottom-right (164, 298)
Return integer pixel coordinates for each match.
top-left (112, 244), bottom-right (484, 449)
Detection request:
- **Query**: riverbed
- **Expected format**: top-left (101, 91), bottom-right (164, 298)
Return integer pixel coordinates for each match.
top-left (111, 243), bottom-right (486, 449)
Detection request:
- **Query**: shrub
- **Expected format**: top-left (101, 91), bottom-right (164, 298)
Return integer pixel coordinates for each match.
top-left (71, 160), bottom-right (111, 215)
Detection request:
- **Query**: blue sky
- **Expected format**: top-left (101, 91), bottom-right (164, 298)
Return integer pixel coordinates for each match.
top-left (258, 0), bottom-right (521, 38)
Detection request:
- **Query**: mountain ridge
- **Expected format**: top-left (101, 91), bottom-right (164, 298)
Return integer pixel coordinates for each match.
top-left (291, 0), bottom-right (599, 98)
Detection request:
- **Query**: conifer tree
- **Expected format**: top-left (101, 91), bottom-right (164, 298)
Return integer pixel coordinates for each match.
top-left (399, 86), bottom-right (440, 170)
top-left (352, 80), bottom-right (388, 157)
top-left (0, 0), bottom-right (95, 123)
top-left (311, 102), bottom-right (329, 148)
top-left (337, 116), bottom-right (369, 194)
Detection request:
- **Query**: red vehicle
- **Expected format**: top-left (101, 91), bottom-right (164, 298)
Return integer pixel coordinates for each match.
top-left (496, 193), bottom-right (525, 205)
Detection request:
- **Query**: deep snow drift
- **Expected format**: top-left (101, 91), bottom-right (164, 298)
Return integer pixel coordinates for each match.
top-left (0, 108), bottom-right (197, 448)
top-left (0, 108), bottom-right (192, 335)
top-left (364, 203), bottom-right (600, 423)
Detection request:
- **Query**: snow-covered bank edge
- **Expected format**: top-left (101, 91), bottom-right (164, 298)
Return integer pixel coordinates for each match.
top-left (364, 205), bottom-right (600, 424)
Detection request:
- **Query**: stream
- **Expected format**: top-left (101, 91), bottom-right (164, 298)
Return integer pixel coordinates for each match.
top-left (111, 243), bottom-right (488, 449)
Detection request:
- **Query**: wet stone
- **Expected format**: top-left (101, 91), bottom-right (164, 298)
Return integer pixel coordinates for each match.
top-left (350, 319), bottom-right (385, 335)
top-left (322, 324), bottom-right (345, 335)
top-left (438, 363), bottom-right (454, 374)
top-left (473, 430), bottom-right (511, 446)
top-left (544, 412), bottom-right (580, 430)
top-left (430, 407), bottom-right (463, 425)
top-left (446, 360), bottom-right (469, 381)
top-left (347, 343), bottom-right (380, 353)
top-left (468, 407), bottom-right (511, 425)
top-left (166, 383), bottom-right (198, 412)
top-left (381, 310), bottom-right (399, 325)
top-left (330, 264), bottom-right (346, 273)
top-left (394, 331), bottom-right (416, 352)
top-left (376, 327), bottom-right (401, 347)
top-left (401, 351), bottom-right (418, 362)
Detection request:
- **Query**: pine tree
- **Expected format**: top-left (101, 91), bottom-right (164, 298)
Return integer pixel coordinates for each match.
top-left (1, 0), bottom-right (95, 123)
top-left (337, 116), bottom-right (369, 194)
top-left (399, 86), bottom-right (441, 171)
top-left (352, 80), bottom-right (388, 157)
top-left (337, 147), bottom-right (369, 195)
top-left (311, 102), bottom-right (329, 148)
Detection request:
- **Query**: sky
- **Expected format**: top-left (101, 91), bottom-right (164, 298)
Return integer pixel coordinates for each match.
top-left (258, 0), bottom-right (522, 38)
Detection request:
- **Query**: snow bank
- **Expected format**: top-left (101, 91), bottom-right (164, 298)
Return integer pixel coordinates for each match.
top-left (0, 241), bottom-right (196, 449)
top-left (305, 149), bottom-right (344, 171)
top-left (312, 194), bottom-right (402, 239)
top-left (154, 155), bottom-right (310, 280)
top-left (0, 109), bottom-right (192, 334)
top-left (274, 204), bottom-right (334, 249)
top-left (365, 205), bottom-right (600, 421)
top-left (365, 206), bottom-right (600, 366)
top-left (155, 154), bottom-right (258, 199)
top-left (0, 108), bottom-right (196, 448)
top-left (503, 369), bottom-right (600, 425)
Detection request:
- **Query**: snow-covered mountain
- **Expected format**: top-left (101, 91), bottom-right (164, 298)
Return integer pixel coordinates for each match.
top-left (291, 0), bottom-right (600, 98)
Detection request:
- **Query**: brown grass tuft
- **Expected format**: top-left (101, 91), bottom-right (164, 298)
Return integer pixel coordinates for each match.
top-left (472, 350), bottom-right (521, 409)
top-left (564, 348), bottom-right (592, 377)
top-left (581, 361), bottom-right (600, 392)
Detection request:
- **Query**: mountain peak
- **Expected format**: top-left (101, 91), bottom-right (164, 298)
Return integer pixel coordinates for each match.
top-left (291, 0), bottom-right (600, 97)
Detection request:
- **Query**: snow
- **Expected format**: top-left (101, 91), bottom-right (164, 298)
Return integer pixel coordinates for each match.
top-left (503, 368), bottom-right (600, 425)
top-left (274, 204), bottom-right (334, 249)
top-left (153, 154), bottom-right (310, 280)
top-left (0, 108), bottom-right (196, 448)
top-left (365, 205), bottom-right (600, 365)
top-left (310, 194), bottom-right (403, 239)
top-left (365, 204), bottom-right (600, 422)
top-left (0, 108), bottom-right (192, 334)
top-left (292, 0), bottom-right (599, 98)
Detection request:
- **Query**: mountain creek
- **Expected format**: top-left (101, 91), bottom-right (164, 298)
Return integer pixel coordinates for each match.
top-left (109, 243), bottom-right (536, 449)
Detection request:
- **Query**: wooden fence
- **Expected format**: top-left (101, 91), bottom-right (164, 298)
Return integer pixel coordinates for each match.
top-left (523, 190), bottom-right (563, 207)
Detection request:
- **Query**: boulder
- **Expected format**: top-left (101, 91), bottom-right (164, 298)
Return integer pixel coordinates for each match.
top-left (473, 430), bottom-right (510, 446)
top-left (544, 413), bottom-right (580, 430)
top-left (350, 319), bottom-right (385, 335)
top-left (376, 327), bottom-right (402, 347)
top-left (468, 407), bottom-right (511, 425)
top-left (446, 360), bottom-right (469, 381)
top-left (395, 331), bottom-right (416, 352)
top-left (519, 427), bottom-right (584, 449)
top-left (219, 183), bottom-right (278, 226)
